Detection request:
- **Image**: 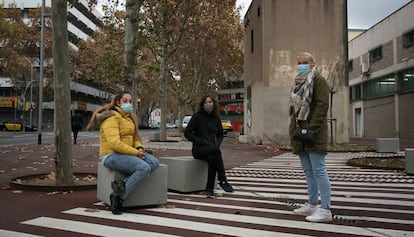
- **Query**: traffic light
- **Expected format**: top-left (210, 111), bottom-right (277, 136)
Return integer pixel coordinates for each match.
top-left (11, 97), bottom-right (17, 108)
top-left (137, 98), bottom-right (141, 107)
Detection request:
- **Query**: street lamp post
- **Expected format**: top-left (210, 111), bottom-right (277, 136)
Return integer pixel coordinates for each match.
top-left (37, 0), bottom-right (45, 144)
top-left (30, 67), bottom-right (34, 128)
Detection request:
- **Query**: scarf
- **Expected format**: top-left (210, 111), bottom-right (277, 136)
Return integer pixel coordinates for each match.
top-left (289, 67), bottom-right (319, 121)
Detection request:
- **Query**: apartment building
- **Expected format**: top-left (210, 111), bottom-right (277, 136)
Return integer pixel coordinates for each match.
top-left (348, 1), bottom-right (414, 140)
top-left (2, 0), bottom-right (101, 49)
top-left (242, 0), bottom-right (348, 145)
top-left (0, 0), bottom-right (110, 128)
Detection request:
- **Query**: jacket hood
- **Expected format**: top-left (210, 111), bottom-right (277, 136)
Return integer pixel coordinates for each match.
top-left (96, 110), bottom-right (115, 123)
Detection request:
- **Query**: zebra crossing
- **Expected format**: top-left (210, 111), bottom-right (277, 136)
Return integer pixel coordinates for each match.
top-left (5, 152), bottom-right (414, 236)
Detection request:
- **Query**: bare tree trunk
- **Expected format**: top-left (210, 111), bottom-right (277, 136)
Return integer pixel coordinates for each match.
top-left (52, 0), bottom-right (73, 185)
top-left (159, 49), bottom-right (168, 141)
top-left (124, 0), bottom-right (143, 104)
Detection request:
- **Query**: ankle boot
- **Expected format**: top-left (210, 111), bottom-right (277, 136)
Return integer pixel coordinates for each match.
top-left (111, 180), bottom-right (125, 195)
top-left (110, 193), bottom-right (123, 215)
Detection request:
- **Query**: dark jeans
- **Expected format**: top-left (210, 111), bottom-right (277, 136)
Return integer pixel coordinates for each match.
top-left (72, 129), bottom-right (80, 143)
top-left (192, 144), bottom-right (226, 189)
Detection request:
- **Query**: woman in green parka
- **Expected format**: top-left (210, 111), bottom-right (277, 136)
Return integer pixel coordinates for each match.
top-left (289, 52), bottom-right (332, 223)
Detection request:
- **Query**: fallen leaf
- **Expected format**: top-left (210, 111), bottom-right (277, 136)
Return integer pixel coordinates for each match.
top-left (12, 190), bottom-right (23, 194)
top-left (84, 208), bottom-right (100, 212)
top-left (0, 170), bottom-right (5, 174)
top-left (164, 204), bottom-right (176, 209)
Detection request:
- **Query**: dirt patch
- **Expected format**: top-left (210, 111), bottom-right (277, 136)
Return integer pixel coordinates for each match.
top-left (9, 172), bottom-right (97, 191)
top-left (346, 157), bottom-right (405, 170)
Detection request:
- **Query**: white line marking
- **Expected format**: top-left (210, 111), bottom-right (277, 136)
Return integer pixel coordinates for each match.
top-left (167, 199), bottom-right (414, 225)
top-left (0, 229), bottom-right (43, 237)
top-left (146, 206), bottom-right (414, 237)
top-left (63, 208), bottom-right (308, 237)
top-left (22, 217), bottom-right (179, 237)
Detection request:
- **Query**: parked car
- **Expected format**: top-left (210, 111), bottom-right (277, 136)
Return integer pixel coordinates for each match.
top-left (182, 115), bottom-right (192, 129)
top-left (0, 121), bottom-right (37, 131)
top-left (221, 120), bottom-right (233, 134)
top-left (166, 123), bottom-right (177, 129)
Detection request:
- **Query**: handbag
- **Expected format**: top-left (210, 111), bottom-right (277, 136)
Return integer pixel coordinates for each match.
top-left (293, 122), bottom-right (317, 144)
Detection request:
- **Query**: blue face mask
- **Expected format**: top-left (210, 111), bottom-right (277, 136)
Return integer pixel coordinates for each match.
top-left (120, 103), bottom-right (133, 113)
top-left (297, 64), bottom-right (311, 74)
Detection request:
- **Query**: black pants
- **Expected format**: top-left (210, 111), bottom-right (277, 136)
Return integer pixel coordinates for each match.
top-left (192, 144), bottom-right (226, 189)
top-left (72, 129), bottom-right (80, 143)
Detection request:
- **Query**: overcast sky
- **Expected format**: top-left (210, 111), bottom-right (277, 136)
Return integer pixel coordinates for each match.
top-left (236, 0), bottom-right (412, 29)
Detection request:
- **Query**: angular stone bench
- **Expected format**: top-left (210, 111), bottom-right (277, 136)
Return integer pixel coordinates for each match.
top-left (375, 138), bottom-right (400, 153)
top-left (239, 135), bottom-right (254, 143)
top-left (160, 156), bottom-right (208, 193)
top-left (149, 132), bottom-right (160, 142)
top-left (405, 148), bottom-right (414, 175)
top-left (97, 162), bottom-right (168, 207)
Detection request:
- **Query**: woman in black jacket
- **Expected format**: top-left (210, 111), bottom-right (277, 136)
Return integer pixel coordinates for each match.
top-left (184, 95), bottom-right (234, 198)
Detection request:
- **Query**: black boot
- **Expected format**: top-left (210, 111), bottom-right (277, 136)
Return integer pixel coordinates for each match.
top-left (111, 180), bottom-right (125, 195)
top-left (110, 193), bottom-right (123, 215)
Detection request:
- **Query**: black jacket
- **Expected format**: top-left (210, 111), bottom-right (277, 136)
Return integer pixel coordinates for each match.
top-left (184, 111), bottom-right (224, 148)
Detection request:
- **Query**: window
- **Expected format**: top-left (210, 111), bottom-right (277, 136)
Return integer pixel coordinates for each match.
top-left (403, 29), bottom-right (414, 48)
top-left (348, 60), bottom-right (353, 71)
top-left (401, 70), bottom-right (414, 92)
top-left (369, 46), bottom-right (382, 62)
top-left (349, 84), bottom-right (361, 101)
top-left (250, 29), bottom-right (254, 53)
top-left (363, 75), bottom-right (396, 99)
top-left (257, 6), bottom-right (261, 17)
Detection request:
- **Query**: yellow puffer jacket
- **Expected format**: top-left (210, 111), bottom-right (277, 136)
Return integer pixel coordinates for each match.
top-left (98, 107), bottom-right (144, 157)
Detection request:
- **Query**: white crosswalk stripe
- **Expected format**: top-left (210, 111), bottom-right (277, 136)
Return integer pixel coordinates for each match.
top-left (22, 217), bottom-right (179, 237)
top-left (0, 229), bottom-right (43, 237)
top-left (14, 152), bottom-right (414, 236)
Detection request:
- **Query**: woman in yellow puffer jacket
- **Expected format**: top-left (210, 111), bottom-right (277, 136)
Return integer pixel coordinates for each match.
top-left (87, 91), bottom-right (159, 215)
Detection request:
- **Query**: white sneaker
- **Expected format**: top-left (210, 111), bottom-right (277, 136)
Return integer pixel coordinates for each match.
top-left (306, 208), bottom-right (333, 222)
top-left (293, 203), bottom-right (318, 216)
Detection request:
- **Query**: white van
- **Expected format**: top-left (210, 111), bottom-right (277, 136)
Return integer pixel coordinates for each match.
top-left (182, 115), bottom-right (192, 129)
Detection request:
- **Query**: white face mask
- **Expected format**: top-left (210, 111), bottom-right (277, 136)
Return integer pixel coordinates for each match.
top-left (203, 103), bottom-right (214, 114)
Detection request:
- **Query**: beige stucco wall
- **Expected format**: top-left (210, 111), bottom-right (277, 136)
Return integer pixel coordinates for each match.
top-left (244, 0), bottom-right (349, 145)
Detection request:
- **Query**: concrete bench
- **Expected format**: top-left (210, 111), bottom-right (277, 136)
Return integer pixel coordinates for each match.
top-left (375, 138), bottom-right (400, 153)
top-left (160, 156), bottom-right (209, 193)
top-left (149, 132), bottom-right (160, 142)
top-left (405, 148), bottom-right (414, 175)
top-left (97, 162), bottom-right (168, 207)
top-left (239, 135), bottom-right (254, 143)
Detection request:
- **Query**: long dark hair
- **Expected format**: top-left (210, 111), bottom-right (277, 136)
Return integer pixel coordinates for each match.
top-left (198, 95), bottom-right (219, 117)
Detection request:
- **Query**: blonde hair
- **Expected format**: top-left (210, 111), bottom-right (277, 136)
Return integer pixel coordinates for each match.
top-left (86, 91), bottom-right (140, 140)
top-left (298, 52), bottom-right (315, 63)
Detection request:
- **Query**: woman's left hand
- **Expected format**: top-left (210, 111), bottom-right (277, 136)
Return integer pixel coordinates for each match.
top-left (137, 147), bottom-right (145, 159)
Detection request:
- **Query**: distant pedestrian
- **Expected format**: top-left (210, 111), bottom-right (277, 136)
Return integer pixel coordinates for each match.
top-left (184, 95), bottom-right (234, 198)
top-left (289, 52), bottom-right (332, 222)
top-left (71, 112), bottom-right (83, 144)
top-left (86, 91), bottom-right (159, 215)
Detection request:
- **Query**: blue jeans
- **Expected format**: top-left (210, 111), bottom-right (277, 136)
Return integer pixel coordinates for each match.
top-left (103, 152), bottom-right (159, 200)
top-left (299, 152), bottom-right (331, 209)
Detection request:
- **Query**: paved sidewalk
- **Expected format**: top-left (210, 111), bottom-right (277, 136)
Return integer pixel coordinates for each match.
top-left (0, 133), bottom-right (413, 236)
